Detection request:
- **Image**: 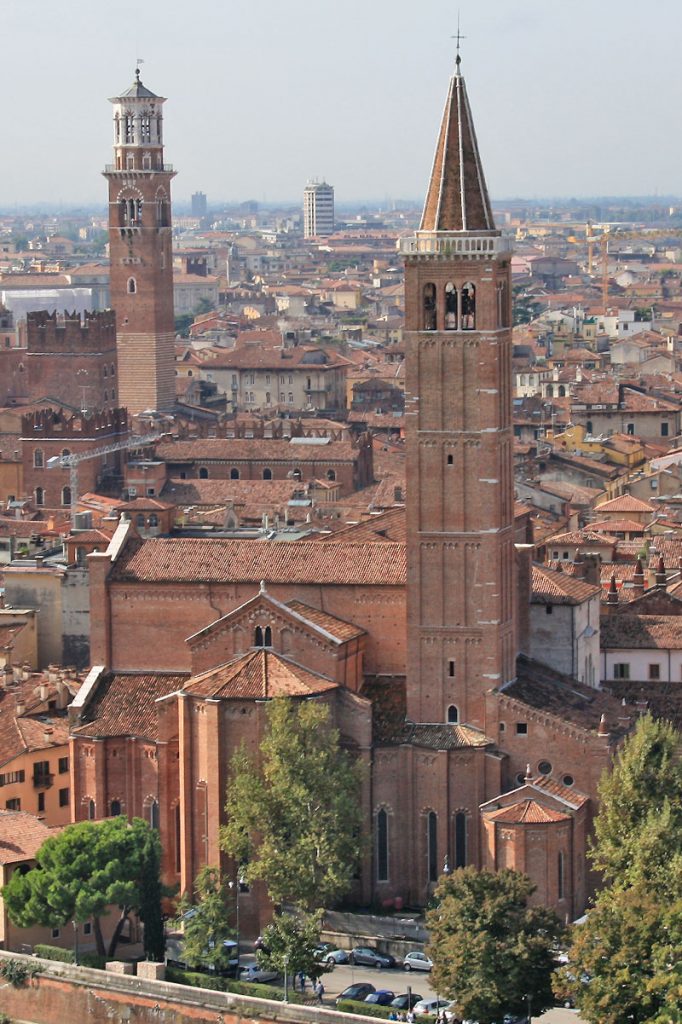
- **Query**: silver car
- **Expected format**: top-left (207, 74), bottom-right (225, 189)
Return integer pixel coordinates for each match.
top-left (403, 950), bottom-right (433, 972)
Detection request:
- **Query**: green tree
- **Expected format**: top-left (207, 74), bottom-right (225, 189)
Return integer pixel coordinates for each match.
top-left (175, 866), bottom-right (235, 973)
top-left (562, 716), bottom-right (682, 1022)
top-left (591, 713), bottom-right (682, 888)
top-left (427, 868), bottom-right (565, 1024)
top-left (256, 909), bottom-right (326, 982)
top-left (174, 313), bottom-right (194, 337)
top-left (220, 698), bottom-right (364, 910)
top-left (2, 817), bottom-right (165, 960)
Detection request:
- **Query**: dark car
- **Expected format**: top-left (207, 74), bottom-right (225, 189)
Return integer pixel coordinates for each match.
top-left (391, 993), bottom-right (425, 1011)
top-left (349, 945), bottom-right (396, 969)
top-left (336, 983), bottom-right (377, 1005)
top-left (365, 990), bottom-right (396, 1006)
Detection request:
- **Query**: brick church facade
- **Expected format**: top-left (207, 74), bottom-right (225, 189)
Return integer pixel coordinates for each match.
top-left (69, 62), bottom-right (629, 930)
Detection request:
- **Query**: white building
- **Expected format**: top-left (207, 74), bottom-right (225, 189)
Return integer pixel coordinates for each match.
top-left (303, 181), bottom-right (334, 239)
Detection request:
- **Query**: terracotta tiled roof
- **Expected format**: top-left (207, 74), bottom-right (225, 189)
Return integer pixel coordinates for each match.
top-left (114, 497), bottom-right (174, 512)
top-left (399, 722), bottom-right (493, 750)
top-left (162, 478), bottom-right (301, 506)
top-left (531, 775), bottom-right (589, 808)
top-left (601, 614), bottom-right (682, 650)
top-left (326, 508), bottom-right (407, 544)
top-left (155, 439), bottom-right (358, 464)
top-left (0, 811), bottom-right (56, 864)
top-left (72, 673), bottom-right (188, 740)
top-left (595, 495), bottom-right (655, 514)
top-left (502, 654), bottom-right (631, 739)
top-left (545, 530), bottom-right (614, 547)
top-left (531, 565), bottom-right (600, 605)
top-left (110, 538), bottom-right (406, 586)
top-left (286, 602), bottom-right (365, 642)
top-left (184, 649), bottom-right (337, 699)
top-left (488, 799), bottom-right (570, 824)
top-left (591, 518), bottom-right (646, 534)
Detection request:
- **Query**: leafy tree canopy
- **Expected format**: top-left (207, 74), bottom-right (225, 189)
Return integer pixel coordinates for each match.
top-left (2, 817), bottom-right (165, 960)
top-left (220, 697), bottom-right (364, 910)
top-left (174, 866), bottom-right (235, 972)
top-left (427, 868), bottom-right (565, 1024)
top-left (256, 909), bottom-right (326, 982)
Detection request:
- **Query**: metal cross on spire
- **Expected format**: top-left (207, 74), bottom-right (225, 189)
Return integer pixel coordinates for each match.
top-left (451, 15), bottom-right (466, 72)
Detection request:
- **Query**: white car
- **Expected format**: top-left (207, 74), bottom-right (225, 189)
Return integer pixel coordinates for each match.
top-left (239, 963), bottom-right (279, 983)
top-left (403, 950), bottom-right (433, 972)
top-left (413, 999), bottom-right (456, 1019)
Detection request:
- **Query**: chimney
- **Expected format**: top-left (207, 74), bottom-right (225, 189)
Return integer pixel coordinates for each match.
top-left (43, 726), bottom-right (53, 745)
top-left (632, 558), bottom-right (645, 594)
top-left (655, 555), bottom-right (667, 589)
top-left (573, 548), bottom-right (584, 578)
top-left (15, 697), bottom-right (25, 716)
top-left (22, 663), bottom-right (31, 681)
top-left (39, 682), bottom-right (49, 702)
top-left (607, 572), bottom-right (619, 608)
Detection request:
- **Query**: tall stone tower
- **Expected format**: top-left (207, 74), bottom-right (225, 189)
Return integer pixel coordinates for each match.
top-left (403, 55), bottom-right (515, 731)
top-left (104, 69), bottom-right (176, 413)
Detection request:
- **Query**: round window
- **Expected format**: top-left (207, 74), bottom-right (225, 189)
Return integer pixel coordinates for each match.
top-left (538, 761), bottom-right (552, 776)
top-left (515, 773), bottom-right (526, 786)
top-left (562, 774), bottom-right (575, 787)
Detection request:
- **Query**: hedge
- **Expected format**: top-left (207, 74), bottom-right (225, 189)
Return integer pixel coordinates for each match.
top-left (33, 944), bottom-right (105, 969)
top-left (165, 966), bottom-right (312, 1004)
top-left (337, 1002), bottom-right (438, 1022)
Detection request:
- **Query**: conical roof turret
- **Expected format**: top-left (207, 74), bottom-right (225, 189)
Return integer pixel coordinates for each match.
top-left (420, 58), bottom-right (495, 233)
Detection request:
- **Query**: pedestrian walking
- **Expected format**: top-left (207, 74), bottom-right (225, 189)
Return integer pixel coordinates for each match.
top-left (298, 970), bottom-right (306, 992)
top-left (315, 979), bottom-right (325, 1004)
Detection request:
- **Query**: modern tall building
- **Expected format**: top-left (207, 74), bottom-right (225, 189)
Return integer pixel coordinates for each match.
top-left (103, 69), bottom-right (176, 413)
top-left (191, 191), bottom-right (207, 218)
top-left (303, 180), bottom-right (334, 238)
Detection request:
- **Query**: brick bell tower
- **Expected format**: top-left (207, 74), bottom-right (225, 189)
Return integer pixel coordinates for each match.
top-left (403, 53), bottom-right (515, 731)
top-left (104, 68), bottom-right (176, 414)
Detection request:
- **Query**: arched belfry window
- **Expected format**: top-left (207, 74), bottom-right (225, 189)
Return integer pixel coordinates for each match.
top-left (127, 277), bottom-right (137, 295)
top-left (423, 283), bottom-right (437, 331)
top-left (447, 704), bottom-right (459, 724)
top-left (427, 811), bottom-right (438, 882)
top-left (254, 626), bottom-right (263, 647)
top-left (445, 282), bottom-right (457, 330)
top-left (264, 626), bottom-right (272, 647)
top-left (119, 197), bottom-right (142, 228)
top-left (156, 190), bottom-right (170, 228)
top-left (461, 283), bottom-right (476, 330)
top-left (376, 808), bottom-right (389, 882)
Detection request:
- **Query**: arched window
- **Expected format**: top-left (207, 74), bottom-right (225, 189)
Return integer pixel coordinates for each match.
top-left (148, 514), bottom-right (158, 528)
top-left (423, 283), bottom-right (437, 331)
top-left (254, 626), bottom-right (264, 647)
top-left (110, 799), bottom-right (122, 817)
top-left (104, 390), bottom-right (108, 402)
top-left (119, 196), bottom-right (141, 227)
top-left (586, 420), bottom-right (593, 434)
top-left (263, 468), bottom-right (272, 480)
top-left (103, 366), bottom-right (108, 378)
top-left (326, 469), bottom-right (336, 481)
top-left (88, 799), bottom-right (96, 820)
top-left (376, 808), bottom-right (389, 882)
top-left (33, 448), bottom-right (44, 468)
top-left (174, 804), bottom-right (182, 873)
top-left (427, 811), bottom-right (438, 882)
top-left (199, 467), bottom-right (209, 479)
top-left (444, 282), bottom-right (457, 330)
top-left (292, 468), bottom-right (302, 482)
top-left (148, 798), bottom-right (159, 830)
top-left (558, 851), bottom-right (565, 900)
top-left (136, 513), bottom-right (146, 527)
top-left (61, 448), bottom-right (70, 458)
top-left (461, 282), bottom-right (476, 330)
top-left (447, 705), bottom-right (459, 724)
top-left (127, 277), bottom-right (137, 294)
top-left (264, 626), bottom-right (272, 647)
top-left (230, 468), bottom-right (240, 480)
top-left (546, 384), bottom-right (554, 397)
top-left (62, 486), bottom-right (71, 506)
top-left (455, 812), bottom-right (467, 868)
top-left (35, 487), bottom-right (44, 507)
top-left (558, 385), bottom-right (566, 397)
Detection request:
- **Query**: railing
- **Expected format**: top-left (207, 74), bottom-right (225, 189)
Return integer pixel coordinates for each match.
top-left (32, 772), bottom-right (54, 789)
top-left (399, 230), bottom-right (512, 256)
top-left (104, 164), bottom-right (174, 173)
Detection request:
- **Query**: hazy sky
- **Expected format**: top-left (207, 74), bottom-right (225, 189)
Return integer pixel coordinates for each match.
top-left (2, 0), bottom-right (681, 207)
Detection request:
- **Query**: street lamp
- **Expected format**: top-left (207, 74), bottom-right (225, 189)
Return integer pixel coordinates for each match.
top-left (72, 920), bottom-right (79, 966)
top-left (283, 953), bottom-right (289, 1003)
top-left (228, 874), bottom-right (242, 972)
top-left (525, 992), bottom-right (532, 1024)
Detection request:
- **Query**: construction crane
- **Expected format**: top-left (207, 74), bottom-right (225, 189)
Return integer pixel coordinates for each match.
top-left (47, 432), bottom-right (165, 529)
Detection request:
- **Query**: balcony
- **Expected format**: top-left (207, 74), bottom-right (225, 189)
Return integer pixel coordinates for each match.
top-left (398, 230), bottom-right (512, 257)
top-left (33, 772), bottom-right (54, 790)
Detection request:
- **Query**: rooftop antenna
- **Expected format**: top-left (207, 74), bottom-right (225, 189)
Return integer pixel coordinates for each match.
top-left (451, 13), bottom-right (466, 72)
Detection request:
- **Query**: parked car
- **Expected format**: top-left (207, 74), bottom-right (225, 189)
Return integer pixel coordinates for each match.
top-left (348, 945), bottom-right (396, 968)
top-left (365, 990), bottom-right (396, 1006)
top-left (239, 963), bottom-right (279, 983)
top-left (337, 983), bottom-right (377, 1005)
top-left (403, 950), bottom-right (433, 972)
top-left (413, 998), bottom-right (456, 1019)
top-left (313, 942), bottom-right (349, 965)
top-left (391, 993), bottom-right (425, 1010)
top-left (165, 936), bottom-right (239, 976)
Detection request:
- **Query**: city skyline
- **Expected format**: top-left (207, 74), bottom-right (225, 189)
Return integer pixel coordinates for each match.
top-left (2, 0), bottom-right (682, 206)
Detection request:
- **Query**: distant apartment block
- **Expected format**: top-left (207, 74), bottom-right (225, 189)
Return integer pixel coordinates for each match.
top-left (303, 181), bottom-right (334, 238)
top-left (191, 191), bottom-right (208, 218)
